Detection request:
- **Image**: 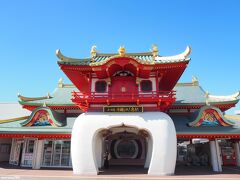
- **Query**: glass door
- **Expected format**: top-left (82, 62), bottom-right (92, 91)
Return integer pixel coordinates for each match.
top-left (53, 141), bottom-right (62, 166)
top-left (42, 140), bottom-right (71, 167)
top-left (42, 140), bottom-right (53, 166)
top-left (22, 139), bottom-right (36, 166)
top-left (61, 141), bottom-right (71, 166)
top-left (9, 139), bottom-right (24, 166)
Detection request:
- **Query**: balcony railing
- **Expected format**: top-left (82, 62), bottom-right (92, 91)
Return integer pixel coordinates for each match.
top-left (72, 91), bottom-right (176, 103)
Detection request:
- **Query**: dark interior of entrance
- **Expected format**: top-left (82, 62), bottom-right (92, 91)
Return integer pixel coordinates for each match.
top-left (99, 126), bottom-right (149, 174)
top-left (105, 131), bottom-right (146, 166)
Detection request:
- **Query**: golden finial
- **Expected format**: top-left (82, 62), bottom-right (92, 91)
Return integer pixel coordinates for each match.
top-left (47, 92), bottom-right (51, 99)
top-left (205, 91), bottom-right (209, 97)
top-left (43, 101), bottom-right (47, 107)
top-left (58, 77), bottom-right (64, 88)
top-left (192, 76), bottom-right (199, 86)
top-left (118, 46), bottom-right (126, 56)
top-left (91, 45), bottom-right (97, 58)
top-left (205, 91), bottom-right (210, 106)
top-left (152, 44), bottom-right (158, 57)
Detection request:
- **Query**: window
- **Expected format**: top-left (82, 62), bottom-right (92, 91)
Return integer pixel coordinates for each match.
top-left (95, 81), bottom-right (107, 93)
top-left (140, 80), bottom-right (152, 92)
top-left (42, 140), bottom-right (71, 167)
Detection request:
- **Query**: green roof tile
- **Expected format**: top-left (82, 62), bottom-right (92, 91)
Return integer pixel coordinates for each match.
top-left (19, 83), bottom-right (238, 106)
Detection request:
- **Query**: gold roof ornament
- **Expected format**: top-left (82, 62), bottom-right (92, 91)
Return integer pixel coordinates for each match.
top-left (118, 46), bottom-right (126, 56)
top-left (205, 91), bottom-right (210, 106)
top-left (152, 44), bottom-right (159, 58)
top-left (90, 45), bottom-right (97, 58)
top-left (47, 92), bottom-right (51, 99)
top-left (58, 77), bottom-right (64, 88)
top-left (43, 101), bottom-right (47, 107)
top-left (192, 76), bottom-right (199, 86)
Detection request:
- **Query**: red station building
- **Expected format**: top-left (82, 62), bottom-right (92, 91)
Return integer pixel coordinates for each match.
top-left (0, 45), bottom-right (239, 175)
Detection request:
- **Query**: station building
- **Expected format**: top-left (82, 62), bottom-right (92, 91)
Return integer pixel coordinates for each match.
top-left (0, 45), bottom-right (240, 175)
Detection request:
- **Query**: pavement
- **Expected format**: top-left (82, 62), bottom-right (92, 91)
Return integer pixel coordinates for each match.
top-left (0, 163), bottom-right (239, 180)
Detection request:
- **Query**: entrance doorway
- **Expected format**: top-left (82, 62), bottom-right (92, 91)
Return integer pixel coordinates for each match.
top-left (98, 126), bottom-right (149, 174)
top-left (71, 111), bottom-right (177, 175)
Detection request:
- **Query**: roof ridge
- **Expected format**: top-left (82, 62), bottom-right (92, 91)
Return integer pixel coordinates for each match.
top-left (18, 94), bottom-right (52, 102)
top-left (175, 82), bottom-right (197, 87)
top-left (96, 52), bottom-right (152, 56)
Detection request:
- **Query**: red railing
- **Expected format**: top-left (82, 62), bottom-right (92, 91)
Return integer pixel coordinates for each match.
top-left (72, 91), bottom-right (176, 103)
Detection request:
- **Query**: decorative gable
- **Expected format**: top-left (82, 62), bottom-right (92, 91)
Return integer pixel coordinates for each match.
top-left (21, 107), bottom-right (65, 127)
top-left (188, 106), bottom-right (234, 127)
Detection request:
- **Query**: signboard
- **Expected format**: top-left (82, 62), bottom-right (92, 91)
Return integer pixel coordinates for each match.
top-left (103, 106), bottom-right (143, 113)
top-left (24, 153), bottom-right (33, 161)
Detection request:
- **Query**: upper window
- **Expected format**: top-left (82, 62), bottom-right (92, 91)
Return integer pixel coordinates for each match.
top-left (95, 81), bottom-right (107, 93)
top-left (140, 80), bottom-right (152, 92)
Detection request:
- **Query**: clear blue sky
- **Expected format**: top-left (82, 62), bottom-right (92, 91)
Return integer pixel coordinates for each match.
top-left (0, 0), bottom-right (239, 114)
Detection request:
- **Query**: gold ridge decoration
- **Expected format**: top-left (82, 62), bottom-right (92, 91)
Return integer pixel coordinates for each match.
top-left (152, 44), bottom-right (158, 58)
top-left (58, 77), bottom-right (64, 88)
top-left (118, 46), bottom-right (126, 56)
top-left (90, 45), bottom-right (97, 58)
top-left (89, 54), bottom-right (155, 66)
top-left (192, 76), bottom-right (199, 86)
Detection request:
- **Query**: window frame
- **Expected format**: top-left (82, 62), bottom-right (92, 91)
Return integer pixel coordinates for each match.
top-left (95, 80), bottom-right (107, 93)
top-left (140, 80), bottom-right (152, 92)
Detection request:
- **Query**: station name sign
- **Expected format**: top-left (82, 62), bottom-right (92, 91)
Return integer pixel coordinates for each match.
top-left (103, 106), bottom-right (143, 113)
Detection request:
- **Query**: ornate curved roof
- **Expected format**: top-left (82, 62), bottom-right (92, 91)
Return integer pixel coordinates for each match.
top-left (57, 46), bottom-right (191, 66)
top-left (21, 107), bottom-right (66, 127)
top-left (188, 106), bottom-right (236, 127)
top-left (18, 79), bottom-right (239, 111)
top-left (208, 91), bottom-right (240, 102)
top-left (155, 46), bottom-right (191, 62)
top-left (18, 93), bottom-right (52, 102)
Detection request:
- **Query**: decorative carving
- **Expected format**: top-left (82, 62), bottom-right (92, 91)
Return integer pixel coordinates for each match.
top-left (189, 107), bottom-right (233, 127)
top-left (201, 112), bottom-right (219, 126)
top-left (32, 111), bottom-right (51, 126)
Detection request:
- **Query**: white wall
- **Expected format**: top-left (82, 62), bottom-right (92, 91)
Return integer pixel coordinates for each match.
top-left (71, 112), bottom-right (177, 176)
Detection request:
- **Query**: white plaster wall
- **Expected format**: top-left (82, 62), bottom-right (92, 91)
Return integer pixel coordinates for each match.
top-left (144, 137), bottom-right (153, 168)
top-left (71, 112), bottom-right (177, 175)
top-left (93, 133), bottom-right (103, 169)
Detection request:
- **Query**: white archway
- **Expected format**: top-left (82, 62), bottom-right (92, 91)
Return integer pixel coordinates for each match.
top-left (71, 112), bottom-right (177, 175)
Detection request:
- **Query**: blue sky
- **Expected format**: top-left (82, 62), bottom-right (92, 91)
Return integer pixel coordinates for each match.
top-left (0, 0), bottom-right (239, 113)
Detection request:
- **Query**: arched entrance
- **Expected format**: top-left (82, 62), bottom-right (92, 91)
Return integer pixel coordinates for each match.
top-left (71, 112), bottom-right (176, 175)
top-left (98, 126), bottom-right (149, 170)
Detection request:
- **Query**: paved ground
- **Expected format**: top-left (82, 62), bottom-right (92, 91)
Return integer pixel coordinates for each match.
top-left (0, 163), bottom-right (239, 180)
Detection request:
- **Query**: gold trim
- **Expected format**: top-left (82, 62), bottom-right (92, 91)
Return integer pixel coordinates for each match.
top-left (0, 116), bottom-right (29, 124)
top-left (224, 115), bottom-right (240, 121)
top-left (18, 94), bottom-right (52, 102)
top-left (103, 106), bottom-right (144, 113)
